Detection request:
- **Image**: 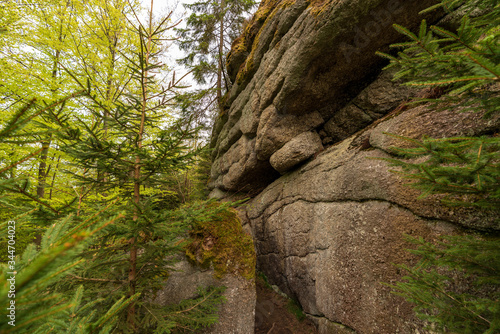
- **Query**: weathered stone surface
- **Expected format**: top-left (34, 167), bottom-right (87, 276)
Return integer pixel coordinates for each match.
top-left (352, 69), bottom-right (416, 114)
top-left (321, 70), bottom-right (417, 143)
top-left (315, 318), bottom-right (357, 334)
top-left (270, 131), bottom-right (323, 173)
top-left (252, 198), bottom-right (458, 334)
top-left (323, 104), bottom-right (373, 142)
top-left (201, 275), bottom-right (255, 334)
top-left (210, 0), bottom-right (443, 194)
top-left (155, 259), bottom-right (256, 334)
top-left (370, 103), bottom-right (500, 152)
top-left (255, 106), bottom-right (324, 160)
top-left (209, 135), bottom-right (279, 193)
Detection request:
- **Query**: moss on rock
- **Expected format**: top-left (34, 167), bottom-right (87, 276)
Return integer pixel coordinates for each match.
top-left (227, 0), bottom-right (336, 86)
top-left (185, 202), bottom-right (256, 280)
top-left (227, 0), bottom-right (287, 84)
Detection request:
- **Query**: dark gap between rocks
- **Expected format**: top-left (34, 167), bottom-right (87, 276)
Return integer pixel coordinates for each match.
top-left (255, 275), bottom-right (318, 334)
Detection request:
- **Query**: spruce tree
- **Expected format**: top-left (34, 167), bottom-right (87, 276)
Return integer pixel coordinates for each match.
top-left (176, 0), bottom-right (256, 107)
top-left (55, 4), bottom-right (226, 333)
top-left (377, 1), bottom-right (499, 333)
top-left (1, 2), bottom-right (229, 332)
top-left (0, 98), bottom-right (132, 334)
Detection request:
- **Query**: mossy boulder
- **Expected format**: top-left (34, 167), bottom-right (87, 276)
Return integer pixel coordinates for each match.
top-left (155, 202), bottom-right (257, 333)
top-left (185, 202), bottom-right (256, 280)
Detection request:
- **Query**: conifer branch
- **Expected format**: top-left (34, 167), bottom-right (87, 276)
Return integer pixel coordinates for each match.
top-left (174, 288), bottom-right (218, 314)
top-left (67, 274), bottom-right (127, 284)
top-left (5, 304), bottom-right (74, 334)
top-left (0, 148), bottom-right (44, 175)
top-left (467, 54), bottom-right (500, 80)
top-left (10, 185), bottom-right (60, 214)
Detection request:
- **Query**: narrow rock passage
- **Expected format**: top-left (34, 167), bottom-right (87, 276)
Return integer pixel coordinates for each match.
top-left (254, 276), bottom-right (317, 334)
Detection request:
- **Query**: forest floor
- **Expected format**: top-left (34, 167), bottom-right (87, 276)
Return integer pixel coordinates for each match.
top-left (254, 275), bottom-right (318, 334)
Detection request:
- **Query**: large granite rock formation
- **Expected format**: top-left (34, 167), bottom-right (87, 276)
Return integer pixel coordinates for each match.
top-left (208, 0), bottom-right (500, 333)
top-left (209, 0), bottom-right (442, 195)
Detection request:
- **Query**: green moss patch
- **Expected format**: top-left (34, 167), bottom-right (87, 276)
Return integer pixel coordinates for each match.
top-left (287, 299), bottom-right (307, 322)
top-left (308, 0), bottom-right (333, 17)
top-left (185, 202), bottom-right (256, 280)
top-left (227, 0), bottom-right (336, 85)
top-left (227, 0), bottom-right (285, 84)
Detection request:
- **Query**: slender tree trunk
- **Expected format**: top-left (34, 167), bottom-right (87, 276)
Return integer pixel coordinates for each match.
top-left (127, 160), bottom-right (140, 328)
top-left (99, 32), bottom-right (117, 189)
top-left (127, 1), bottom-right (153, 328)
top-left (49, 154), bottom-right (61, 199)
top-left (36, 139), bottom-right (51, 198)
top-left (38, 11), bottom-right (64, 199)
top-left (216, 0), bottom-right (225, 106)
top-left (103, 31), bottom-right (117, 135)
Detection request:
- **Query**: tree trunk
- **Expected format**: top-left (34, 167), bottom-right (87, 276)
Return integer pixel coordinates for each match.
top-left (217, 0), bottom-right (225, 107)
top-left (38, 12), bottom-right (64, 199)
top-left (49, 155), bottom-right (61, 200)
top-left (99, 31), bottom-right (117, 190)
top-left (36, 140), bottom-right (51, 198)
top-left (127, 1), bottom-right (153, 328)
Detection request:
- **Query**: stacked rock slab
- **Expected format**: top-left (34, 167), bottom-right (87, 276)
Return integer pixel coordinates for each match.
top-left (269, 131), bottom-right (323, 174)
